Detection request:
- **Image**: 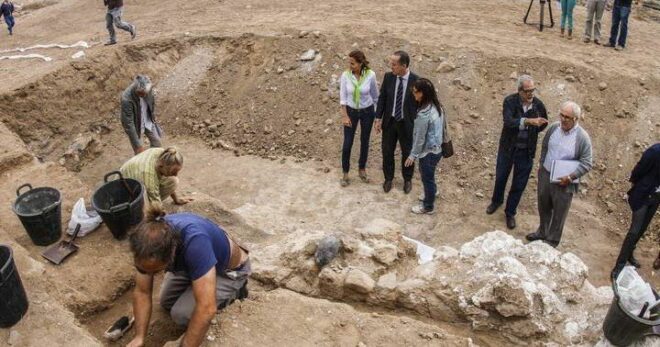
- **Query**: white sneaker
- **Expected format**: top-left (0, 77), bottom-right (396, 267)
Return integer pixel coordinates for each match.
top-left (411, 205), bottom-right (435, 215)
top-left (418, 191), bottom-right (440, 201)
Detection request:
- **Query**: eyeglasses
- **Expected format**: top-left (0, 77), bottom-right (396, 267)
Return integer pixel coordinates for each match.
top-left (559, 113), bottom-right (576, 121)
top-left (521, 88), bottom-right (536, 94)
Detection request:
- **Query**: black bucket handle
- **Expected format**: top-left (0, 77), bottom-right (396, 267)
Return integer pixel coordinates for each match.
top-left (104, 171), bottom-right (124, 183)
top-left (0, 245), bottom-right (15, 283)
top-left (15, 184), bottom-right (33, 197)
top-left (109, 203), bottom-right (131, 215)
top-left (104, 171), bottom-right (135, 201)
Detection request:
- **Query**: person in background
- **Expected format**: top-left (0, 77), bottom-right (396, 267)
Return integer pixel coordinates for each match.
top-left (560, 0), bottom-right (577, 39)
top-left (526, 101), bottom-right (592, 247)
top-left (121, 75), bottom-right (162, 155)
top-left (103, 0), bottom-right (136, 45)
top-left (404, 78), bottom-right (444, 215)
top-left (126, 207), bottom-right (250, 347)
top-left (0, 0), bottom-right (15, 36)
top-left (120, 147), bottom-right (193, 207)
top-left (611, 143), bottom-right (660, 280)
top-left (487, 75), bottom-right (548, 230)
top-left (339, 50), bottom-right (378, 187)
top-left (375, 51), bottom-right (419, 194)
top-left (583, 0), bottom-right (607, 44)
top-left (605, 0), bottom-right (633, 50)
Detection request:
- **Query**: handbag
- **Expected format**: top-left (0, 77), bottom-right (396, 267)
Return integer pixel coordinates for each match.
top-left (440, 106), bottom-right (454, 158)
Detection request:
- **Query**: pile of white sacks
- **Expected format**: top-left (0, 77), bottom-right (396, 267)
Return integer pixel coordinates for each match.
top-left (250, 218), bottom-right (652, 345)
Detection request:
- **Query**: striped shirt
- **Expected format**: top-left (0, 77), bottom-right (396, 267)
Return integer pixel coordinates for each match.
top-left (120, 148), bottom-right (165, 203)
top-left (543, 124), bottom-right (580, 172)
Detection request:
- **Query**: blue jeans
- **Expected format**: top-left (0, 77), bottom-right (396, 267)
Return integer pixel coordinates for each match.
top-left (419, 152), bottom-right (442, 210)
top-left (342, 106), bottom-right (375, 173)
top-left (3, 14), bottom-right (13, 34)
top-left (560, 0), bottom-right (576, 30)
top-left (609, 5), bottom-right (630, 47)
top-left (491, 147), bottom-right (534, 217)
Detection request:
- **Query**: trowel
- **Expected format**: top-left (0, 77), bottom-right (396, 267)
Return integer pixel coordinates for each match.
top-left (42, 224), bottom-right (81, 265)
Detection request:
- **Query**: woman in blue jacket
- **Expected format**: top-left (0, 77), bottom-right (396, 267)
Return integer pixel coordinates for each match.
top-left (405, 78), bottom-right (444, 214)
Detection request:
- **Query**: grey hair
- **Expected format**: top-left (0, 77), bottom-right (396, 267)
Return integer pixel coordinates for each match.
top-left (560, 100), bottom-right (582, 120)
top-left (516, 74), bottom-right (534, 91)
top-left (135, 75), bottom-right (152, 94)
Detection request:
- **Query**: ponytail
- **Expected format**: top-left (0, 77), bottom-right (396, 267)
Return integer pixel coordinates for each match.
top-left (130, 206), bottom-right (178, 263)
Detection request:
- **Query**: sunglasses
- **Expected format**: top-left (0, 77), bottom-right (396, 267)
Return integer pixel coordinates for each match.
top-left (521, 88), bottom-right (536, 94)
top-left (559, 113), bottom-right (576, 121)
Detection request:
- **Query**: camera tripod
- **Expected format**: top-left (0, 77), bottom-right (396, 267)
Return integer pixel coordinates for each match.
top-left (524, 0), bottom-right (555, 32)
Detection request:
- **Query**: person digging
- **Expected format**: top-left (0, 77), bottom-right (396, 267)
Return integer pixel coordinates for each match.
top-left (120, 146), bottom-right (193, 207)
top-left (127, 206), bottom-right (250, 347)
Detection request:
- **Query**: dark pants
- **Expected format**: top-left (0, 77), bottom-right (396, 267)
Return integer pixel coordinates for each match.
top-left (609, 4), bottom-right (630, 47)
top-left (3, 14), bottom-right (14, 34)
top-left (382, 120), bottom-right (414, 181)
top-left (491, 147), bottom-right (534, 217)
top-left (613, 202), bottom-right (659, 272)
top-left (342, 107), bottom-right (375, 173)
top-left (419, 152), bottom-right (442, 210)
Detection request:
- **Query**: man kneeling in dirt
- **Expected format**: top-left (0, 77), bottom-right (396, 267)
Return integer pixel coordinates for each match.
top-left (121, 75), bottom-right (162, 155)
top-left (127, 207), bottom-right (250, 347)
top-left (120, 146), bottom-right (193, 206)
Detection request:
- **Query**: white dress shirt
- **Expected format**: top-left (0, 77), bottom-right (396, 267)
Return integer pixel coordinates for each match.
top-left (339, 70), bottom-right (379, 109)
top-left (392, 70), bottom-right (410, 118)
top-left (140, 97), bottom-right (155, 135)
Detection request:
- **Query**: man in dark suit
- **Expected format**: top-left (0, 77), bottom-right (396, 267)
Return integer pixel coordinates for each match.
top-left (487, 75), bottom-right (548, 229)
top-left (375, 51), bottom-right (419, 194)
top-left (612, 143), bottom-right (660, 280)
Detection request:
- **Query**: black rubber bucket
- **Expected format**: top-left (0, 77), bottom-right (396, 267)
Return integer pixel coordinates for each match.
top-left (0, 245), bottom-right (29, 328)
top-left (12, 184), bottom-right (62, 246)
top-left (92, 171), bottom-right (144, 240)
top-left (603, 282), bottom-right (660, 346)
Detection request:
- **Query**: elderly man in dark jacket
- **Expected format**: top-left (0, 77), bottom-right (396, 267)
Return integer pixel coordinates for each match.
top-left (104, 0), bottom-right (135, 45)
top-left (612, 143), bottom-right (660, 279)
top-left (487, 75), bottom-right (548, 229)
top-left (121, 75), bottom-right (162, 154)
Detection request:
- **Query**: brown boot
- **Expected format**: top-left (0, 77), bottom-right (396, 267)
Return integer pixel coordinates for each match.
top-left (568, 29), bottom-right (573, 40)
top-left (560, 28), bottom-right (565, 37)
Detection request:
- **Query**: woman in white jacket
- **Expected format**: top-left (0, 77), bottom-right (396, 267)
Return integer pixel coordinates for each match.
top-left (405, 78), bottom-right (444, 214)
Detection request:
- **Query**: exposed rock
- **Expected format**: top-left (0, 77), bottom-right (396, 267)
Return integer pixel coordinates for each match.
top-left (435, 61), bottom-right (456, 73)
top-left (510, 71), bottom-right (518, 80)
top-left (315, 235), bottom-right (341, 267)
top-left (372, 241), bottom-right (398, 265)
top-left (598, 82), bottom-right (608, 91)
top-left (344, 268), bottom-right (375, 294)
top-left (299, 49), bottom-right (317, 61)
top-left (566, 75), bottom-right (576, 82)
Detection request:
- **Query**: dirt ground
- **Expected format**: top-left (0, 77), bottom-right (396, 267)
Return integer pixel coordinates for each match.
top-left (0, 0), bottom-right (659, 345)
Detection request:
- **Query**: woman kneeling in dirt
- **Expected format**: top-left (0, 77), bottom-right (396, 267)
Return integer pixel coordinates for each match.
top-left (339, 50), bottom-right (379, 186)
top-left (120, 146), bottom-right (193, 206)
top-left (404, 78), bottom-right (445, 215)
top-left (127, 206), bottom-right (250, 347)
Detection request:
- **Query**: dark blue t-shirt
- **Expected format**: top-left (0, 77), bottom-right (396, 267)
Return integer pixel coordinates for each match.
top-left (164, 213), bottom-right (231, 281)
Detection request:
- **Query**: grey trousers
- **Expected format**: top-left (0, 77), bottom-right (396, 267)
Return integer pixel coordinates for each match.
top-left (584, 0), bottom-right (606, 40)
top-left (536, 168), bottom-right (574, 244)
top-left (160, 260), bottom-right (251, 326)
top-left (106, 7), bottom-right (133, 42)
top-left (127, 128), bottom-right (162, 154)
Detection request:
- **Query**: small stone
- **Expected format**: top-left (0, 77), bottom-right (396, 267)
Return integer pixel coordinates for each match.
top-left (469, 112), bottom-right (479, 119)
top-left (475, 191), bottom-right (484, 198)
top-left (298, 30), bottom-right (309, 38)
top-left (598, 82), bottom-right (608, 91)
top-left (277, 67), bottom-right (284, 74)
top-left (435, 61), bottom-right (456, 73)
top-left (299, 49), bottom-right (317, 61)
top-left (509, 71), bottom-right (518, 80)
top-left (316, 235), bottom-right (342, 267)
top-left (7, 330), bottom-right (21, 345)
top-left (325, 118), bottom-right (334, 126)
top-left (344, 269), bottom-right (375, 294)
top-left (295, 119), bottom-right (303, 126)
top-left (207, 334), bottom-right (216, 341)
top-left (565, 75), bottom-right (576, 82)
top-left (312, 30), bottom-right (321, 38)
top-left (211, 318), bottom-right (218, 325)
top-left (357, 342), bottom-right (367, 347)
top-left (606, 201), bottom-right (616, 213)
top-left (287, 130), bottom-right (296, 136)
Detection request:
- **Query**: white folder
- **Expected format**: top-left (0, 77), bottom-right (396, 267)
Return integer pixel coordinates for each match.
top-left (550, 160), bottom-right (580, 183)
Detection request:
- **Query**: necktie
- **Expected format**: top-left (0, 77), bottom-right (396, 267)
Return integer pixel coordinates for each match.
top-left (394, 76), bottom-right (404, 121)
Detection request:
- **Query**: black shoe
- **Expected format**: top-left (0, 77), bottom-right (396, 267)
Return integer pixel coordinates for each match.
top-left (403, 180), bottom-right (412, 194)
top-left (486, 203), bottom-right (501, 215)
top-left (383, 180), bottom-right (392, 193)
top-left (506, 215), bottom-right (516, 229)
top-left (628, 255), bottom-right (641, 268)
top-left (603, 42), bottom-right (616, 48)
top-left (525, 232), bottom-right (544, 242)
top-left (104, 40), bottom-right (117, 46)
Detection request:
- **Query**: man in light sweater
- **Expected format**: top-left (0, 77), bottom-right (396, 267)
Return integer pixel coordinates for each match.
top-left (526, 101), bottom-right (593, 247)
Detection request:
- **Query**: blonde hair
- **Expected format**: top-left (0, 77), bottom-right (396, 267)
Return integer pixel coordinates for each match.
top-left (158, 147), bottom-right (183, 168)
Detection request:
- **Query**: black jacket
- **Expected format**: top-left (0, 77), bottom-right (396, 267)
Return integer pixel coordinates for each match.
top-left (498, 93), bottom-right (548, 158)
top-left (104, 0), bottom-right (123, 10)
top-left (376, 71), bottom-right (419, 131)
top-left (628, 143), bottom-right (660, 211)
